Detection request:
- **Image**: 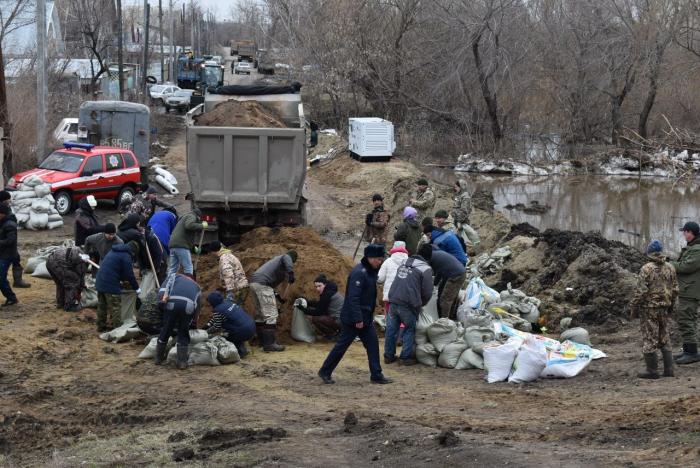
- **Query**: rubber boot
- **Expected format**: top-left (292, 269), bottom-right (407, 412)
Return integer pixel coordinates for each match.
top-left (12, 265), bottom-right (30, 288)
top-left (154, 340), bottom-right (168, 365)
top-left (662, 349), bottom-right (675, 377)
top-left (262, 327), bottom-right (285, 352)
top-left (256, 324), bottom-right (265, 348)
top-left (176, 345), bottom-right (189, 370)
top-left (638, 353), bottom-right (659, 379)
top-left (675, 343), bottom-right (700, 365)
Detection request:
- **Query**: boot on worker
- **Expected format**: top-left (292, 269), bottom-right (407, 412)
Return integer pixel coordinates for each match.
top-left (670, 223), bottom-right (700, 365)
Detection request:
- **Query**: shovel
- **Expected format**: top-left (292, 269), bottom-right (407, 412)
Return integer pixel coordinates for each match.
top-left (192, 229), bottom-right (206, 277)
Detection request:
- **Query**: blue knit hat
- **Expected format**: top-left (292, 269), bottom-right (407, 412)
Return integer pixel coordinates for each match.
top-left (647, 240), bottom-right (663, 254)
top-left (207, 291), bottom-right (224, 307)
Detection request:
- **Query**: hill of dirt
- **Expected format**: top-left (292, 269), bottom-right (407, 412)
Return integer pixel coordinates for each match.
top-left (193, 100), bottom-right (287, 128)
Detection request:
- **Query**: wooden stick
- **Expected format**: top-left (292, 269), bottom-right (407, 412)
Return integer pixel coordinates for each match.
top-left (193, 228), bottom-right (206, 272)
top-left (143, 234), bottom-right (161, 289)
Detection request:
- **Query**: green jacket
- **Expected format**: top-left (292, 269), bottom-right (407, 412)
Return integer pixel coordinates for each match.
top-left (168, 212), bottom-right (204, 251)
top-left (671, 238), bottom-right (700, 300)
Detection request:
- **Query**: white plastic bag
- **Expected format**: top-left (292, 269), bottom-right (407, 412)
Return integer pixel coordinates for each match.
top-left (416, 289), bottom-right (439, 345)
top-left (438, 340), bottom-right (469, 369)
top-left (455, 348), bottom-right (484, 370)
top-left (25, 256), bottom-right (43, 274)
top-left (47, 220), bottom-right (64, 230)
top-left (26, 212), bottom-right (49, 230)
top-left (291, 306), bottom-right (316, 343)
top-left (483, 338), bottom-right (520, 383)
top-left (541, 341), bottom-right (594, 378)
top-left (139, 270), bottom-right (157, 301)
top-left (31, 199), bottom-right (52, 213)
top-left (11, 190), bottom-right (37, 201)
top-left (465, 278), bottom-right (500, 310)
top-left (416, 342), bottom-right (439, 367)
top-left (22, 175), bottom-right (44, 187)
top-left (138, 337), bottom-right (173, 359)
top-left (121, 290), bottom-right (138, 322)
top-left (509, 337), bottom-right (547, 383)
top-left (209, 336), bottom-right (241, 364)
top-left (30, 262), bottom-right (52, 279)
top-left (426, 318), bottom-right (458, 352)
top-left (189, 329), bottom-right (209, 344)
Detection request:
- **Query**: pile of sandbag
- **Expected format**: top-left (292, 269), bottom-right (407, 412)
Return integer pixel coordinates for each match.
top-left (137, 331), bottom-right (241, 366)
top-left (469, 246), bottom-right (512, 276)
top-left (24, 240), bottom-right (76, 279)
top-left (9, 175), bottom-right (63, 230)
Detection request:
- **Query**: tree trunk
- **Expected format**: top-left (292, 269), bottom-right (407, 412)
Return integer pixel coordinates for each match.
top-left (471, 33), bottom-right (503, 142)
top-left (0, 41), bottom-right (12, 178)
top-left (610, 95), bottom-right (623, 145)
top-left (638, 47), bottom-right (663, 139)
top-left (117, 0), bottom-right (124, 100)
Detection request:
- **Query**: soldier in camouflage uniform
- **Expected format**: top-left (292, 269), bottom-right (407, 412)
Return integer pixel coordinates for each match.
top-left (670, 221), bottom-right (700, 364)
top-left (630, 240), bottom-right (678, 379)
top-left (365, 194), bottom-right (390, 247)
top-left (126, 187), bottom-right (175, 222)
top-left (410, 179), bottom-right (435, 221)
top-left (452, 179), bottom-right (472, 225)
top-left (211, 241), bottom-right (249, 304)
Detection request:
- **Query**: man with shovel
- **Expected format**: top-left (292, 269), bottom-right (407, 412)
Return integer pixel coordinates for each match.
top-left (167, 208), bottom-right (208, 278)
top-left (249, 250), bottom-right (298, 352)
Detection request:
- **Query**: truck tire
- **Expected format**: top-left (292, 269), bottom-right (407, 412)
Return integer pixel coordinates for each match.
top-left (54, 190), bottom-right (73, 216)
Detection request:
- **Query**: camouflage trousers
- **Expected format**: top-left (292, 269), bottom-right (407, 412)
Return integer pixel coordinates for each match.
top-left (677, 298), bottom-right (699, 345)
top-left (97, 292), bottom-right (122, 331)
top-left (640, 307), bottom-right (671, 353)
top-left (250, 283), bottom-right (278, 325)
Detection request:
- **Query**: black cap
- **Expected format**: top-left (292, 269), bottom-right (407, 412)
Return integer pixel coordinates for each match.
top-left (314, 274), bottom-right (329, 284)
top-left (680, 221), bottom-right (700, 236)
top-left (434, 210), bottom-right (448, 219)
top-left (104, 223), bottom-right (117, 234)
top-left (372, 193), bottom-right (383, 202)
top-left (416, 178), bottom-right (429, 186)
top-left (210, 240), bottom-right (222, 251)
top-left (364, 243), bottom-right (385, 258)
top-left (0, 190), bottom-right (11, 202)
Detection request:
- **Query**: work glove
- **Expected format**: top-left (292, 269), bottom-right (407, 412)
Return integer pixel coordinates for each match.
top-left (201, 221), bottom-right (209, 230)
top-left (193, 246), bottom-right (201, 255)
top-left (79, 254), bottom-right (91, 263)
top-left (365, 213), bottom-right (373, 226)
top-left (136, 288), bottom-right (142, 295)
top-left (287, 271), bottom-right (296, 284)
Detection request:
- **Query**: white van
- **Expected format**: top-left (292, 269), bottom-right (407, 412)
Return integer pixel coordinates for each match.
top-left (53, 118), bottom-right (79, 143)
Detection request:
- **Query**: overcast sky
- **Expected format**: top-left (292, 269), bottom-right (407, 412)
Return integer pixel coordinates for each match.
top-left (126, 0), bottom-right (237, 19)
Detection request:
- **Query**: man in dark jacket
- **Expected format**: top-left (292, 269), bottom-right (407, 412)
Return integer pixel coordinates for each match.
top-left (394, 206), bottom-right (422, 255)
top-left (167, 209), bottom-right (208, 277)
top-left (119, 213), bottom-right (166, 280)
top-left (296, 274), bottom-right (343, 339)
top-left (423, 222), bottom-right (467, 265)
top-left (155, 273), bottom-right (202, 369)
top-left (671, 221), bottom-right (700, 364)
top-left (206, 291), bottom-right (256, 358)
top-left (365, 193), bottom-right (390, 246)
top-left (85, 223), bottom-right (123, 265)
top-left (249, 251), bottom-right (298, 352)
top-left (0, 205), bottom-right (19, 306)
top-left (419, 244), bottom-right (466, 319)
top-left (95, 243), bottom-right (140, 332)
top-left (0, 190), bottom-right (30, 288)
top-left (75, 196), bottom-right (105, 246)
top-left (147, 208), bottom-right (177, 256)
top-left (46, 246), bottom-right (89, 311)
top-left (385, 249), bottom-right (433, 365)
top-left (318, 244), bottom-right (392, 384)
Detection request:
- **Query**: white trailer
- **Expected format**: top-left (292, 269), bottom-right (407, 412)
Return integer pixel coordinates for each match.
top-left (348, 117), bottom-right (395, 160)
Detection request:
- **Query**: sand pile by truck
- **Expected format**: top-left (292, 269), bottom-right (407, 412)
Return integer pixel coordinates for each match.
top-left (193, 100), bottom-right (287, 128)
top-left (197, 227), bottom-right (355, 340)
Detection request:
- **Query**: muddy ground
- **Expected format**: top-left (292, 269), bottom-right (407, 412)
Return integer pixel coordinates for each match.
top-left (2, 113), bottom-right (700, 467)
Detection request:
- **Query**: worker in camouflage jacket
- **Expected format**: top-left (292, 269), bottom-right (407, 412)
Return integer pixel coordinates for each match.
top-left (210, 241), bottom-right (249, 304)
top-left (670, 222), bottom-right (700, 365)
top-left (46, 246), bottom-right (89, 311)
top-left (452, 179), bottom-right (472, 225)
top-left (124, 186), bottom-right (174, 222)
top-left (365, 193), bottom-right (390, 246)
top-left (410, 178), bottom-right (435, 220)
top-left (630, 240), bottom-right (678, 379)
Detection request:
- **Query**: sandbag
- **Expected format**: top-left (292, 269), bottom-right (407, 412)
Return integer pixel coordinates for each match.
top-left (99, 319), bottom-right (143, 343)
top-left (209, 336), bottom-right (241, 364)
top-left (541, 341), bottom-right (593, 378)
top-left (560, 317), bottom-right (573, 330)
top-left (464, 326), bottom-right (495, 350)
top-left (11, 190), bottom-right (37, 201)
top-left (426, 318), bottom-right (458, 352)
top-left (80, 275), bottom-right (98, 309)
top-left (47, 220), bottom-right (64, 230)
top-left (465, 277), bottom-right (500, 310)
top-left (455, 348), bottom-right (484, 370)
top-left (509, 337), bottom-right (547, 383)
top-left (483, 338), bottom-right (520, 383)
top-left (138, 270), bottom-right (157, 301)
top-left (30, 262), bottom-right (52, 279)
top-left (291, 306), bottom-right (316, 343)
top-left (189, 329), bottom-right (209, 344)
top-left (136, 290), bottom-right (162, 334)
top-left (416, 342), bottom-right (439, 367)
top-left (34, 184), bottom-right (52, 197)
top-left (416, 290), bottom-right (439, 345)
top-left (167, 341), bottom-right (220, 366)
top-left (373, 314), bottom-right (386, 331)
top-left (137, 337), bottom-right (173, 359)
top-left (31, 199), bottom-right (52, 213)
top-left (22, 175), bottom-right (44, 187)
top-left (25, 256), bottom-right (43, 274)
top-left (121, 290), bottom-right (138, 322)
top-left (48, 213), bottom-right (63, 222)
top-left (560, 327), bottom-right (591, 346)
top-left (15, 213), bottom-right (30, 224)
top-left (12, 198), bottom-right (33, 209)
top-left (42, 194), bottom-right (55, 204)
top-left (438, 340), bottom-right (469, 369)
top-left (26, 212), bottom-right (49, 230)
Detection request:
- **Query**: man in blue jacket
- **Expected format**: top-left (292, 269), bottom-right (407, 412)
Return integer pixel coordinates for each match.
top-left (422, 220), bottom-right (467, 265)
top-left (95, 242), bottom-right (140, 332)
top-left (419, 244), bottom-right (467, 319)
top-left (206, 291), bottom-right (256, 358)
top-left (318, 244), bottom-right (392, 385)
top-left (155, 273), bottom-right (202, 369)
top-left (147, 208), bottom-right (177, 256)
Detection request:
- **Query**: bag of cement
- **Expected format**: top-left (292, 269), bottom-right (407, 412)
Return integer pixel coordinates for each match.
top-left (121, 290), bottom-right (138, 322)
top-left (209, 336), bottom-right (241, 364)
top-left (455, 348), bottom-right (485, 370)
top-left (416, 289), bottom-right (440, 344)
top-left (560, 327), bottom-right (591, 346)
top-left (25, 256), bottom-right (44, 274)
top-left (34, 184), bottom-right (52, 197)
top-left (167, 341), bottom-right (220, 366)
top-left (427, 318), bottom-right (458, 352)
top-left (438, 340), bottom-right (469, 369)
top-left (99, 319), bottom-right (142, 343)
top-left (47, 220), bottom-right (64, 230)
top-left (11, 190), bottom-right (37, 201)
top-left (291, 306), bottom-right (316, 343)
top-left (30, 261), bottom-right (52, 279)
top-left (80, 275), bottom-right (98, 309)
top-left (137, 337), bottom-right (173, 359)
top-left (31, 198), bottom-right (52, 213)
top-left (373, 314), bottom-right (386, 331)
top-left (26, 212), bottom-right (49, 230)
top-left (464, 326), bottom-right (496, 350)
top-left (541, 341), bottom-right (593, 378)
top-left (138, 270), bottom-right (157, 301)
top-left (416, 342), bottom-right (439, 367)
top-left (189, 329), bottom-right (209, 344)
top-left (461, 307), bottom-right (493, 329)
top-left (483, 338), bottom-right (520, 383)
top-left (508, 336), bottom-right (547, 383)
top-left (23, 175), bottom-right (44, 187)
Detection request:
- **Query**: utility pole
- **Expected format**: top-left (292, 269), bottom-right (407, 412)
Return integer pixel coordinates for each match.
top-left (142, 1), bottom-right (150, 100)
top-left (159, 0), bottom-right (164, 83)
top-left (36, 0), bottom-right (47, 163)
top-left (117, 0), bottom-right (124, 100)
top-left (0, 41), bottom-right (10, 178)
top-left (169, 0), bottom-right (175, 82)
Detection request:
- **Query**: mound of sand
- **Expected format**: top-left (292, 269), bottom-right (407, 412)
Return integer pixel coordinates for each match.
top-left (193, 100), bottom-right (287, 128)
top-left (196, 227), bottom-right (355, 341)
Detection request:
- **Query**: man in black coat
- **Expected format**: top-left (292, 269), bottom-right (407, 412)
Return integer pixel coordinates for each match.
top-left (0, 190), bottom-right (30, 288)
top-left (0, 205), bottom-right (19, 306)
top-left (75, 196), bottom-right (105, 246)
top-left (318, 244), bottom-right (392, 385)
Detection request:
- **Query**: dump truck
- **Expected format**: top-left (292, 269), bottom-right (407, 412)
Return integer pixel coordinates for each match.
top-left (235, 40), bottom-right (257, 64)
top-left (185, 84), bottom-right (306, 243)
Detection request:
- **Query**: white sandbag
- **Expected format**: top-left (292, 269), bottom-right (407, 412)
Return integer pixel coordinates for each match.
top-left (30, 261), bottom-right (52, 279)
top-left (47, 220), bottom-right (64, 230)
top-left (22, 175), bottom-right (44, 187)
top-left (167, 341), bottom-right (220, 366)
top-left (483, 338), bottom-right (520, 383)
top-left (455, 348), bottom-right (484, 370)
top-left (438, 340), bottom-right (469, 369)
top-left (416, 290), bottom-right (439, 345)
top-left (465, 277), bottom-right (500, 310)
top-left (209, 336), bottom-right (241, 364)
top-left (11, 198), bottom-right (33, 210)
top-left (189, 329), bottom-right (209, 344)
top-left (48, 213), bottom-right (63, 222)
top-left (509, 337), bottom-right (547, 383)
top-left (291, 306), bottom-right (316, 343)
top-left (15, 213), bottom-right (30, 224)
top-left (31, 198), bottom-right (52, 213)
top-left (156, 174), bottom-right (179, 195)
top-left (99, 319), bottom-right (142, 343)
top-left (137, 337), bottom-right (173, 359)
top-left (416, 342), bottom-right (439, 367)
top-left (139, 270), bottom-right (158, 301)
top-left (80, 275), bottom-right (98, 309)
top-left (25, 256), bottom-right (43, 274)
top-left (26, 212), bottom-right (49, 230)
top-left (541, 343), bottom-right (593, 378)
top-left (34, 184), bottom-right (52, 197)
top-left (42, 194), bottom-right (55, 204)
top-left (121, 290), bottom-right (138, 322)
top-left (464, 326), bottom-right (496, 349)
top-left (560, 317), bottom-right (573, 330)
top-left (154, 166), bottom-right (178, 185)
top-left (560, 327), bottom-right (591, 346)
top-left (426, 318), bottom-right (458, 352)
top-left (11, 190), bottom-right (38, 201)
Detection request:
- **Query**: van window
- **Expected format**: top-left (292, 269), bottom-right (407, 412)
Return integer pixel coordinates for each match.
top-left (106, 153), bottom-right (124, 170)
top-left (68, 123), bottom-right (78, 134)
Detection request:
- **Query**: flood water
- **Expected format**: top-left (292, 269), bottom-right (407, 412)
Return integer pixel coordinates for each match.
top-left (423, 167), bottom-right (700, 255)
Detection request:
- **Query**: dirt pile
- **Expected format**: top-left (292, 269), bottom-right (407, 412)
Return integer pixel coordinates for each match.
top-left (196, 227), bottom-right (355, 340)
top-left (193, 100), bottom-right (287, 128)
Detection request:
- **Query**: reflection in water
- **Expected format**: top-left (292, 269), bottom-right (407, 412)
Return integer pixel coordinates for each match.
top-left (424, 168), bottom-right (700, 255)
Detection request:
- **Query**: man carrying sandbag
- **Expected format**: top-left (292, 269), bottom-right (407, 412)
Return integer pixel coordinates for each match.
top-left (206, 291), bottom-right (255, 358)
top-left (210, 240), bottom-right (248, 304)
top-left (95, 242), bottom-right (141, 332)
top-left (167, 208), bottom-right (208, 278)
top-left (418, 244), bottom-right (466, 320)
top-left (384, 246), bottom-right (433, 366)
top-left (0, 190), bottom-right (31, 288)
top-left (45, 246), bottom-right (90, 311)
top-left (154, 273), bottom-right (202, 369)
top-left (249, 251), bottom-right (298, 352)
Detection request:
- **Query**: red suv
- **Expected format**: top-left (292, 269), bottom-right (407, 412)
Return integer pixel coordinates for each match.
top-left (7, 142), bottom-right (142, 215)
